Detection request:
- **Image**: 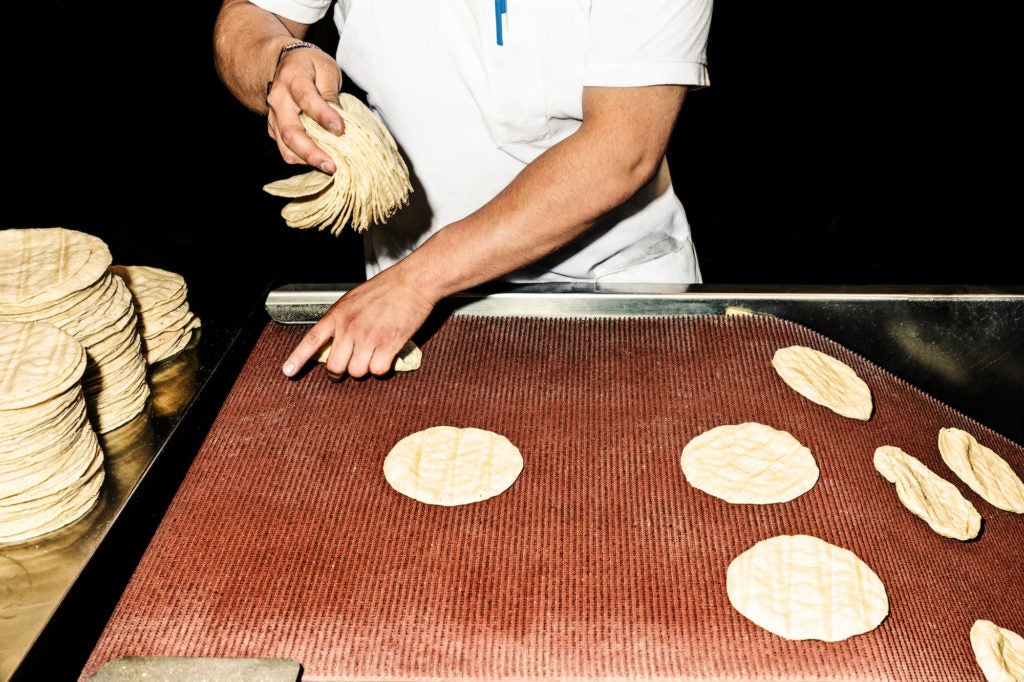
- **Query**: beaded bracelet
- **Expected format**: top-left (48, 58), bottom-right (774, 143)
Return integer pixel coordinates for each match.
top-left (276, 40), bottom-right (321, 66)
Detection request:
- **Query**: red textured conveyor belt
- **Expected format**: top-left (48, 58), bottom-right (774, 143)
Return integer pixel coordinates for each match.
top-left (81, 314), bottom-right (1024, 681)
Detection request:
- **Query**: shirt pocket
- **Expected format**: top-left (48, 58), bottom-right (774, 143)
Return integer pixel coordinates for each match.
top-left (482, 0), bottom-right (589, 150)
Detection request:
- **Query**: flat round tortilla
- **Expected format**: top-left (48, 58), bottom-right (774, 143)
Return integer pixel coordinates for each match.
top-left (0, 228), bottom-right (111, 309)
top-left (970, 619), bottom-right (1024, 682)
top-left (681, 422), bottom-right (819, 504)
top-left (771, 345), bottom-right (873, 420)
top-left (383, 426), bottom-right (523, 506)
top-left (1, 231), bottom-right (152, 434)
top-left (727, 534), bottom-right (889, 642)
top-left (0, 321), bottom-right (86, 411)
top-left (110, 264), bottom-right (201, 364)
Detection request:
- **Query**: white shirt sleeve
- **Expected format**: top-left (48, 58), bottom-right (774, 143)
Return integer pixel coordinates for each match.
top-left (248, 0), bottom-right (332, 26)
top-left (583, 0), bottom-right (713, 87)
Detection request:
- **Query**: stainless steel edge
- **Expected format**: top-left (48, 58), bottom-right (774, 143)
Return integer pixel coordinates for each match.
top-left (265, 283), bottom-right (1024, 446)
top-left (265, 282), bottom-right (1024, 322)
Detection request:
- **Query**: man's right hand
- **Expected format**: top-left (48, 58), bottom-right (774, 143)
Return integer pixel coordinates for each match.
top-left (214, 0), bottom-right (345, 172)
top-left (265, 43), bottom-right (345, 174)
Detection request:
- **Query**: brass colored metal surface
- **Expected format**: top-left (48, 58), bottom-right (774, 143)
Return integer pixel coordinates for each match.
top-left (0, 340), bottom-right (201, 681)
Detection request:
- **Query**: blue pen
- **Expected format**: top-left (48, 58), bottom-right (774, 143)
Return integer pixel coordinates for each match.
top-left (495, 0), bottom-right (507, 45)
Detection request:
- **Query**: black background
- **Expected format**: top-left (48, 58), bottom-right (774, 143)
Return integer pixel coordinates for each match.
top-left (5, 1), bottom-right (1021, 313)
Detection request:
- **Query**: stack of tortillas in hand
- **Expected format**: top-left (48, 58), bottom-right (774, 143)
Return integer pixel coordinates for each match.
top-left (0, 227), bottom-right (150, 433)
top-left (0, 321), bottom-right (105, 544)
top-left (263, 93), bottom-right (412, 235)
top-left (110, 264), bottom-right (200, 365)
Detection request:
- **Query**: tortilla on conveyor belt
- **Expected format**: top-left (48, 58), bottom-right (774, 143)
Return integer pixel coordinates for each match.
top-left (938, 427), bottom-right (1024, 514)
top-left (873, 444), bottom-right (982, 540)
top-left (263, 93), bottom-right (412, 235)
top-left (726, 534), bottom-right (890, 642)
top-left (970, 619), bottom-right (1024, 682)
top-left (680, 421), bottom-right (819, 504)
top-left (383, 425), bottom-right (523, 506)
top-left (771, 344), bottom-right (873, 420)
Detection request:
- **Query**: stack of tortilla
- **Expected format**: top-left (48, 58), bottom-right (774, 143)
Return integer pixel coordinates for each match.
top-left (263, 93), bottom-right (412, 235)
top-left (0, 321), bottom-right (105, 544)
top-left (110, 264), bottom-right (201, 365)
top-left (0, 228), bottom-right (150, 433)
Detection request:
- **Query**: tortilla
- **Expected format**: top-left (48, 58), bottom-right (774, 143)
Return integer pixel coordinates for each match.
top-left (110, 264), bottom-right (201, 364)
top-left (383, 426), bottom-right (523, 506)
top-left (873, 445), bottom-right (981, 540)
top-left (727, 534), bottom-right (889, 642)
top-left (0, 319), bottom-right (104, 545)
top-left (970, 619), bottom-right (1024, 682)
top-left (264, 93), bottom-right (412, 235)
top-left (938, 427), bottom-right (1024, 514)
top-left (771, 345), bottom-right (873, 420)
top-left (0, 229), bottom-right (150, 433)
top-left (0, 227), bottom-right (111, 309)
top-left (0, 321), bottom-right (86, 411)
top-left (680, 422), bottom-right (819, 504)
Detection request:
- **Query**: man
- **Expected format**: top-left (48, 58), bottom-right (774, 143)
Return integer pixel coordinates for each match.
top-left (213, 0), bottom-right (712, 378)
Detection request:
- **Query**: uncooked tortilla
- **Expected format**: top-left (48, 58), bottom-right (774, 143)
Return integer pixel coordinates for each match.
top-left (681, 422), bottom-right (819, 504)
top-left (873, 444), bottom-right (981, 540)
top-left (938, 427), bottom-right (1024, 514)
top-left (771, 345), bottom-right (873, 420)
top-left (383, 426), bottom-right (523, 506)
top-left (970, 619), bottom-right (1024, 682)
top-left (726, 534), bottom-right (889, 642)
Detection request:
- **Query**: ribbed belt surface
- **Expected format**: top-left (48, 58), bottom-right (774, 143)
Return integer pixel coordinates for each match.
top-left (80, 314), bottom-right (1024, 681)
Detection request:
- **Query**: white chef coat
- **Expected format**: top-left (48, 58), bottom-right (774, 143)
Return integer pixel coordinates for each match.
top-left (252, 0), bottom-right (712, 284)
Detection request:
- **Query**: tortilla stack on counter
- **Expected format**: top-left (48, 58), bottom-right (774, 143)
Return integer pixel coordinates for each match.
top-left (0, 227), bottom-right (150, 433)
top-left (0, 321), bottom-right (105, 544)
top-left (109, 264), bottom-right (201, 365)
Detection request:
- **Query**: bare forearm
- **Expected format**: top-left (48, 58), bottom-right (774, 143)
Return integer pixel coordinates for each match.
top-left (393, 85), bottom-right (688, 301)
top-left (213, 0), bottom-right (308, 114)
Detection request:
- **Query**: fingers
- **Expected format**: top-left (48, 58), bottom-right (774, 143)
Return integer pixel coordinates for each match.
top-left (327, 339), bottom-right (405, 380)
top-left (282, 322), bottom-right (333, 378)
top-left (284, 275), bottom-right (436, 381)
top-left (281, 319), bottom-right (406, 380)
top-left (264, 52), bottom-right (344, 173)
top-left (368, 347), bottom-right (400, 376)
top-left (275, 117), bottom-right (335, 172)
top-left (323, 336), bottom-right (353, 382)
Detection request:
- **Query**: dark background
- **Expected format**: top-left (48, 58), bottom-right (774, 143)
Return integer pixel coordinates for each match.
top-left (5, 2), bottom-right (1021, 330)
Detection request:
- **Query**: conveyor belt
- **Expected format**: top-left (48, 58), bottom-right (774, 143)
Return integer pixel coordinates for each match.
top-left (81, 313), bottom-right (1024, 681)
